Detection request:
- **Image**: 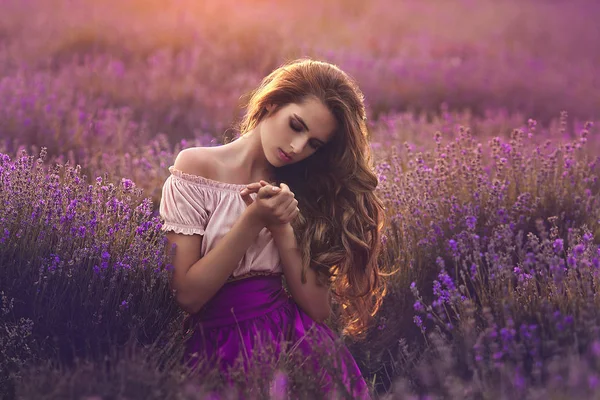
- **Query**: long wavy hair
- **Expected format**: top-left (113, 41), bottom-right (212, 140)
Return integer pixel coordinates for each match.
top-left (233, 58), bottom-right (388, 339)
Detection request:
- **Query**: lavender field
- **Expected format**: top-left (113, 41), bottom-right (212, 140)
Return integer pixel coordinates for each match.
top-left (1, 0), bottom-right (600, 398)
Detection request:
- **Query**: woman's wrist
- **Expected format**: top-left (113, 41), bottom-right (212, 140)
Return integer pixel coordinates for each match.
top-left (267, 222), bottom-right (293, 238)
top-left (267, 222), bottom-right (289, 230)
top-left (243, 204), bottom-right (267, 229)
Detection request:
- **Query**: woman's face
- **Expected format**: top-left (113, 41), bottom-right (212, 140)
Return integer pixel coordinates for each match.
top-left (260, 97), bottom-right (337, 166)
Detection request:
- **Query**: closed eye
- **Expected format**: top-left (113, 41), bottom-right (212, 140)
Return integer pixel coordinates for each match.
top-left (289, 117), bottom-right (322, 150)
top-left (289, 118), bottom-right (302, 132)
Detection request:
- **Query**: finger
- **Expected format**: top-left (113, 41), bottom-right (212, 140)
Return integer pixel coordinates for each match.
top-left (241, 182), bottom-right (263, 196)
top-left (282, 197), bottom-right (298, 210)
top-left (246, 182), bottom-right (263, 190)
top-left (282, 204), bottom-right (300, 223)
top-left (261, 180), bottom-right (281, 187)
top-left (269, 187), bottom-right (295, 209)
top-left (249, 180), bottom-right (276, 189)
top-left (257, 183), bottom-right (281, 199)
top-left (282, 201), bottom-right (298, 218)
top-left (273, 200), bottom-right (298, 224)
top-left (279, 182), bottom-right (294, 197)
top-left (275, 197), bottom-right (297, 213)
top-left (240, 192), bottom-right (253, 206)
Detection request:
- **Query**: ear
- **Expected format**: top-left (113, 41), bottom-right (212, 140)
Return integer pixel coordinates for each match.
top-left (265, 103), bottom-right (275, 113)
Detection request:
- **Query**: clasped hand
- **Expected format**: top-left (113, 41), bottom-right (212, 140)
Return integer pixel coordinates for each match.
top-left (239, 180), bottom-right (299, 230)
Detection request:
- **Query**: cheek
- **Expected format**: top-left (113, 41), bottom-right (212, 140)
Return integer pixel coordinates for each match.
top-left (262, 119), bottom-right (278, 140)
top-left (271, 118), bottom-right (290, 139)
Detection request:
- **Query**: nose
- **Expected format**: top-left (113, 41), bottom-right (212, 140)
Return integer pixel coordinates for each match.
top-left (290, 136), bottom-right (309, 153)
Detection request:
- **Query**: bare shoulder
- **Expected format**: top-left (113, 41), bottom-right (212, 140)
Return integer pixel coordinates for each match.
top-left (173, 147), bottom-right (216, 177)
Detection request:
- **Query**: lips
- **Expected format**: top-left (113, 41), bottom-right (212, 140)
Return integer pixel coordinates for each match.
top-left (278, 148), bottom-right (292, 162)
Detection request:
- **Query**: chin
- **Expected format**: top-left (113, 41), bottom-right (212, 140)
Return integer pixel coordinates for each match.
top-left (266, 154), bottom-right (281, 167)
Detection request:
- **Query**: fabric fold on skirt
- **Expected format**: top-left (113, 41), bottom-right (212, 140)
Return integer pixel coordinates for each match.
top-left (181, 274), bottom-right (371, 399)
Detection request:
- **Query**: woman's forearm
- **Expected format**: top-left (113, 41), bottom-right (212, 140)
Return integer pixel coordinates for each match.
top-left (180, 211), bottom-right (265, 313)
top-left (271, 224), bottom-right (331, 322)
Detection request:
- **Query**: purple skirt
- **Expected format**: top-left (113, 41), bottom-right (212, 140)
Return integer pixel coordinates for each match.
top-left (181, 274), bottom-right (371, 399)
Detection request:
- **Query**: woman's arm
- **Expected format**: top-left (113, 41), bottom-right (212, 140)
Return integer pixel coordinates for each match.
top-left (166, 148), bottom-right (267, 314)
top-left (173, 211), bottom-right (265, 314)
top-left (271, 223), bottom-right (331, 323)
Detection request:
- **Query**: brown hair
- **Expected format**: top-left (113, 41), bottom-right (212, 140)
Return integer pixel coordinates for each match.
top-left (234, 58), bottom-right (388, 339)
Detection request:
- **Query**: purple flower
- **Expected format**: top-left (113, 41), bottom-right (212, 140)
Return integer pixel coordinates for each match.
top-left (440, 273), bottom-right (455, 290)
top-left (500, 327), bottom-right (514, 342)
top-left (553, 310), bottom-right (562, 319)
top-left (553, 239), bottom-right (564, 253)
top-left (448, 239), bottom-right (458, 256)
top-left (470, 263), bottom-right (477, 279)
top-left (121, 178), bottom-right (135, 191)
top-left (413, 300), bottom-right (424, 312)
top-left (465, 216), bottom-right (477, 230)
top-left (413, 315), bottom-right (425, 331)
top-left (513, 266), bottom-right (521, 275)
top-left (1, 228), bottom-right (10, 244)
top-left (47, 254), bottom-right (60, 272)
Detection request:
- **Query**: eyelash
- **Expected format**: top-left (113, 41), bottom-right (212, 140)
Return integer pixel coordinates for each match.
top-left (289, 119), bottom-right (320, 149)
top-left (289, 119), bottom-right (302, 132)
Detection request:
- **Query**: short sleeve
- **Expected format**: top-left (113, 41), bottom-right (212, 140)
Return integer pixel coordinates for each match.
top-left (159, 175), bottom-right (209, 235)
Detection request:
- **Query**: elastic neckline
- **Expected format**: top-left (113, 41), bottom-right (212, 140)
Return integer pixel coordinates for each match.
top-left (169, 166), bottom-right (253, 191)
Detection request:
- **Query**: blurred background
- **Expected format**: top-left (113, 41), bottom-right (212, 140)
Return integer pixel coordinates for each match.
top-left (2, 0), bottom-right (598, 201)
top-left (1, 0), bottom-right (598, 138)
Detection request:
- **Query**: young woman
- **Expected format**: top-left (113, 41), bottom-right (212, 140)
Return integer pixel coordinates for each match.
top-left (159, 58), bottom-right (387, 398)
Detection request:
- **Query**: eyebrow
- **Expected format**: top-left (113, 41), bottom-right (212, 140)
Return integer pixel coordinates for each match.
top-left (293, 113), bottom-right (326, 146)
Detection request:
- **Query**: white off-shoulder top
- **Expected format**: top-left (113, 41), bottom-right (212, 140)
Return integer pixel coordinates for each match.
top-left (159, 166), bottom-right (282, 280)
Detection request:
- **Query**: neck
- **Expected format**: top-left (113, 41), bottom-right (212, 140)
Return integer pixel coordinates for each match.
top-left (224, 127), bottom-right (276, 182)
